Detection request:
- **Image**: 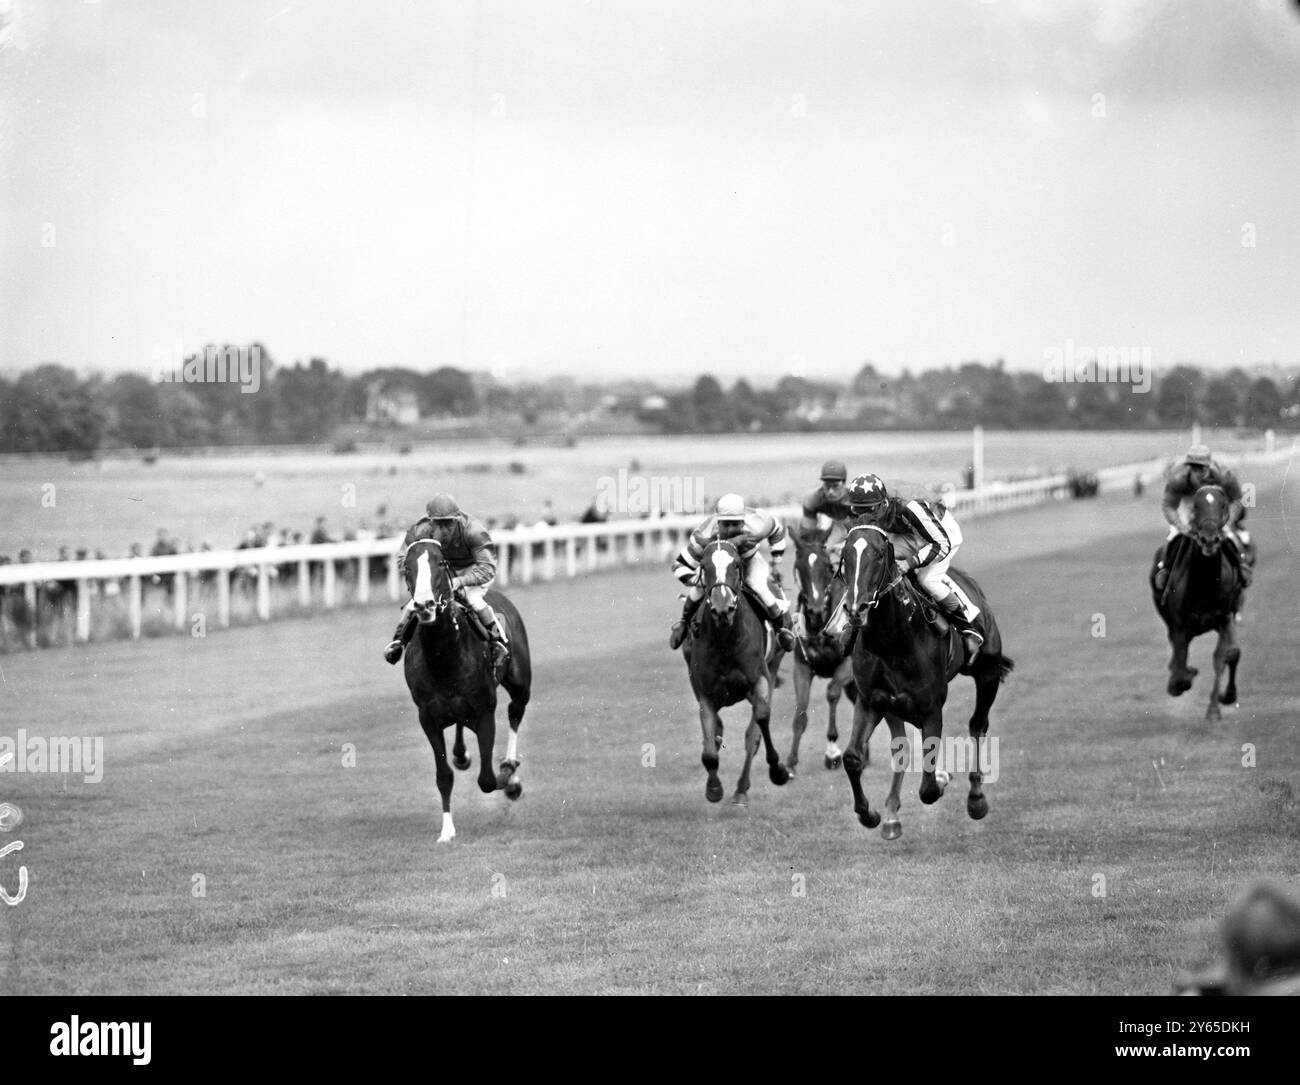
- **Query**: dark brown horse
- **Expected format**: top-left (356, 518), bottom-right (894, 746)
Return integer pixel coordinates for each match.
top-left (1151, 484), bottom-right (1247, 721)
top-left (839, 524), bottom-right (1013, 839)
top-left (682, 539), bottom-right (791, 805)
top-left (787, 533), bottom-right (857, 774)
top-left (402, 539), bottom-right (531, 842)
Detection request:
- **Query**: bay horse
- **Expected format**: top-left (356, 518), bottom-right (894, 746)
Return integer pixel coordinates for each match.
top-left (787, 532), bottom-right (857, 774)
top-left (682, 539), bottom-right (791, 805)
top-left (839, 523), bottom-right (1014, 839)
top-left (1150, 484), bottom-right (1248, 721)
top-left (402, 539), bottom-right (532, 843)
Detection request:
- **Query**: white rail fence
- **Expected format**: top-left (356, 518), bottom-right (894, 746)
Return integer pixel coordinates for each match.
top-left (1, 439), bottom-right (1291, 648)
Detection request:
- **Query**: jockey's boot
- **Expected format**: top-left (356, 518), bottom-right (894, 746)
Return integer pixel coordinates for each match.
top-left (939, 594), bottom-right (984, 666)
top-left (1153, 541), bottom-right (1171, 591)
top-left (669, 596), bottom-right (701, 650)
top-left (383, 605), bottom-right (417, 665)
top-left (478, 609), bottom-right (510, 677)
top-left (769, 604), bottom-right (795, 652)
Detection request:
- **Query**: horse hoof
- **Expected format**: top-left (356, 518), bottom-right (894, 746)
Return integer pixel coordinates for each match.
top-left (437, 831), bottom-right (456, 844)
top-left (705, 779), bottom-right (724, 803)
top-left (769, 763), bottom-right (790, 787)
top-left (505, 780), bottom-right (523, 801)
top-left (1220, 691), bottom-right (1238, 706)
top-left (452, 756), bottom-right (471, 771)
top-left (1205, 706), bottom-right (1221, 723)
top-left (967, 796), bottom-right (989, 820)
top-left (1168, 676), bottom-right (1192, 697)
top-left (731, 792), bottom-right (748, 807)
top-left (825, 755), bottom-right (843, 770)
top-left (857, 807), bottom-right (880, 829)
top-left (881, 819), bottom-right (902, 841)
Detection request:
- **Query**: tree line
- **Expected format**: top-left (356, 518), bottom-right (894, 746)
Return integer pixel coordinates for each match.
top-left (1, 347), bottom-right (1296, 456)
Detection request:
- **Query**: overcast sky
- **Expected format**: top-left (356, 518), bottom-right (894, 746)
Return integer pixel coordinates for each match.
top-left (2, 0), bottom-right (1298, 384)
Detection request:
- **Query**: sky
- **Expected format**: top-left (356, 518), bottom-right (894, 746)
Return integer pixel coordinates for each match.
top-left (2, 0), bottom-right (1299, 385)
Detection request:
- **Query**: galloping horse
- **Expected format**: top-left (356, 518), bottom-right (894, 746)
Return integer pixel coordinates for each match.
top-left (839, 523), bottom-right (1013, 839)
top-left (682, 539), bottom-right (791, 805)
top-left (1151, 484), bottom-right (1247, 721)
top-left (402, 539), bottom-right (532, 843)
top-left (786, 532), bottom-right (857, 774)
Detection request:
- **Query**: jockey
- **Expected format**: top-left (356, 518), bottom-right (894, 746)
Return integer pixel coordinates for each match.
top-left (843, 473), bottom-right (984, 665)
top-left (668, 493), bottom-right (796, 652)
top-left (797, 459), bottom-right (853, 548)
top-left (1153, 444), bottom-right (1251, 590)
top-left (382, 493), bottom-right (509, 671)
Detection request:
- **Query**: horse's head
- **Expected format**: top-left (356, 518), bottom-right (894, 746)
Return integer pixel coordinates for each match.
top-left (404, 539), bottom-right (456, 625)
top-left (794, 534), bottom-right (836, 630)
top-left (1188, 484), bottom-right (1230, 556)
top-left (841, 524), bottom-right (900, 632)
top-left (699, 539), bottom-right (744, 624)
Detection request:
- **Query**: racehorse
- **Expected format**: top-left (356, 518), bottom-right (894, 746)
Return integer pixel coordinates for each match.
top-left (402, 539), bottom-right (532, 843)
top-left (787, 533), bottom-right (857, 774)
top-left (839, 523), bottom-right (1014, 839)
top-left (1150, 484), bottom-right (1247, 721)
top-left (682, 539), bottom-right (791, 805)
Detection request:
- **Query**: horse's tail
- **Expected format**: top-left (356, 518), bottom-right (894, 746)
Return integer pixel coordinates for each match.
top-left (973, 652), bottom-right (1015, 684)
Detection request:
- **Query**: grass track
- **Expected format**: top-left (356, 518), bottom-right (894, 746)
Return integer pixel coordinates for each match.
top-left (1, 466), bottom-right (1297, 994)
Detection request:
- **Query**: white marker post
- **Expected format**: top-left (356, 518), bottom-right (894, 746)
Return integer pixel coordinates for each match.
top-left (972, 425), bottom-right (985, 491)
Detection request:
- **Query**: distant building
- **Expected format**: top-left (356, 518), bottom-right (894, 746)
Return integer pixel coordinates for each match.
top-left (365, 381), bottom-right (420, 425)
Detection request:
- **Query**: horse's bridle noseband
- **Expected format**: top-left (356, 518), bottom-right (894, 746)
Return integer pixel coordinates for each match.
top-left (410, 542), bottom-right (461, 630)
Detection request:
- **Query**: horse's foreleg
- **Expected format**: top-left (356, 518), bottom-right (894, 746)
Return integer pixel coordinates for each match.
top-left (1206, 623), bottom-right (1239, 720)
top-left (1167, 630), bottom-right (1195, 696)
top-left (474, 712), bottom-right (500, 795)
top-left (843, 695), bottom-right (882, 829)
top-left (918, 711), bottom-right (948, 806)
top-left (966, 673), bottom-right (998, 820)
top-left (499, 703), bottom-right (523, 800)
top-left (824, 656), bottom-right (852, 769)
top-left (699, 701), bottom-right (725, 803)
top-left (786, 656), bottom-right (813, 775)
top-left (752, 674), bottom-right (790, 788)
top-left (881, 713), bottom-right (907, 840)
top-left (420, 709), bottom-right (456, 843)
top-left (452, 722), bottom-right (471, 771)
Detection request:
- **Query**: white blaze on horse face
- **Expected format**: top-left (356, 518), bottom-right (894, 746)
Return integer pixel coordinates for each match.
top-left (807, 553), bottom-right (819, 603)
top-left (710, 548), bottom-right (733, 586)
top-left (849, 535), bottom-right (870, 606)
top-left (413, 550), bottom-right (434, 605)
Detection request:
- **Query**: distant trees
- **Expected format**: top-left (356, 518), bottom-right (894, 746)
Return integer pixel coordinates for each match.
top-left (0, 348), bottom-right (1295, 456)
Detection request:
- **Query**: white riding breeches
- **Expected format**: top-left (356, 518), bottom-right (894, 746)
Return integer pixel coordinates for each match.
top-left (913, 511), bottom-right (980, 622)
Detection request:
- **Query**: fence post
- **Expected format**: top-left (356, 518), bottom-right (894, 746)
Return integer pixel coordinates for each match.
top-left (76, 580), bottom-right (91, 643)
top-left (323, 559), bottom-right (336, 608)
top-left (128, 575), bottom-right (142, 640)
top-left (496, 543), bottom-right (509, 588)
top-left (521, 539), bottom-right (533, 584)
top-left (565, 536), bottom-right (577, 578)
top-left (298, 560), bottom-right (310, 607)
top-left (257, 564), bottom-right (271, 620)
top-left (387, 553), bottom-right (400, 600)
top-left (217, 568), bottom-right (231, 628)
top-left (174, 571), bottom-right (187, 631)
top-left (357, 555), bottom-right (370, 604)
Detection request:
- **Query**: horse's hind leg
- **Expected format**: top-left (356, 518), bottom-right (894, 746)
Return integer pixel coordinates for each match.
top-left (966, 672), bottom-right (998, 820)
top-left (499, 675), bottom-right (529, 800)
top-left (752, 673), bottom-right (790, 788)
top-left (733, 715), bottom-right (760, 806)
top-left (786, 655), bottom-right (813, 776)
top-left (452, 723), bottom-right (471, 771)
top-left (419, 708), bottom-right (456, 843)
top-left (917, 710), bottom-right (948, 806)
top-left (1222, 642), bottom-right (1241, 706)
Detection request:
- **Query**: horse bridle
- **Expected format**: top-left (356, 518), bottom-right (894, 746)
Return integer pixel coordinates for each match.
top-left (410, 541), bottom-right (461, 631)
top-left (702, 540), bottom-right (742, 615)
top-left (844, 526), bottom-right (905, 628)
